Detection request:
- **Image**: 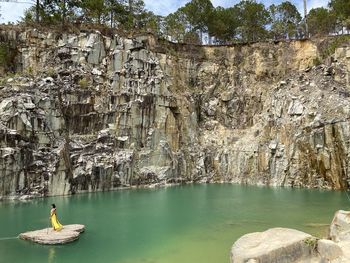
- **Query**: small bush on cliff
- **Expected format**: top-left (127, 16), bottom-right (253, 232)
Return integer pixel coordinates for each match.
top-left (47, 67), bottom-right (56, 78)
top-left (313, 57), bottom-right (322, 66)
top-left (78, 77), bottom-right (89, 89)
top-left (303, 237), bottom-right (318, 251)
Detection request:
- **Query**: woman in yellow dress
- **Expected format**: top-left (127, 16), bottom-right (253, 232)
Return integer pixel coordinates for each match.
top-left (50, 204), bottom-right (63, 231)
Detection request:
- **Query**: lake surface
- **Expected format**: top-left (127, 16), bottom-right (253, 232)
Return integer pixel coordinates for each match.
top-left (0, 184), bottom-right (349, 263)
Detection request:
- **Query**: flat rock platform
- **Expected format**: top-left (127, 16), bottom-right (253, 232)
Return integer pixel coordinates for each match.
top-left (19, 224), bottom-right (85, 245)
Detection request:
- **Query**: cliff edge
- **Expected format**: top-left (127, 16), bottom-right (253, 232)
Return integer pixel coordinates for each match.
top-left (1, 27), bottom-right (350, 198)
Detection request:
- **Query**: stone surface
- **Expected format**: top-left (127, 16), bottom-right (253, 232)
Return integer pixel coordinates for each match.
top-left (330, 210), bottom-right (350, 242)
top-left (19, 224), bottom-right (85, 245)
top-left (317, 239), bottom-right (343, 261)
top-left (59, 224), bottom-right (85, 233)
top-left (230, 228), bottom-right (314, 263)
top-left (231, 211), bottom-right (350, 263)
top-left (338, 240), bottom-right (350, 262)
top-left (1, 27), bottom-right (350, 199)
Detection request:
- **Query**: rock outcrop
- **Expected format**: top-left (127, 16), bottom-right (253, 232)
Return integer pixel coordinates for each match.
top-left (19, 224), bottom-right (85, 244)
top-left (329, 210), bottom-right (350, 261)
top-left (330, 210), bottom-right (350, 242)
top-left (230, 228), bottom-right (315, 263)
top-left (231, 210), bottom-right (350, 263)
top-left (0, 27), bottom-right (350, 198)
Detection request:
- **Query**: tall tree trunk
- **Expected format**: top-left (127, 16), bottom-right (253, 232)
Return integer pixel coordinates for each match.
top-left (110, 10), bottom-right (113, 28)
top-left (36, 0), bottom-right (39, 23)
top-left (62, 0), bottom-right (66, 27)
top-left (129, 0), bottom-right (133, 14)
top-left (129, 0), bottom-right (134, 28)
top-left (303, 0), bottom-right (308, 37)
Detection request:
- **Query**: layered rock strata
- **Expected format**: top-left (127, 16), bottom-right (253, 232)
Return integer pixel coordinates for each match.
top-left (0, 27), bottom-right (350, 198)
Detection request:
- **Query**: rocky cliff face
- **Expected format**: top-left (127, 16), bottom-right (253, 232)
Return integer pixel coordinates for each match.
top-left (1, 27), bottom-right (350, 199)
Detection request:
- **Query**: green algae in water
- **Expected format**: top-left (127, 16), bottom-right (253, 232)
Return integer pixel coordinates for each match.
top-left (0, 184), bottom-right (348, 263)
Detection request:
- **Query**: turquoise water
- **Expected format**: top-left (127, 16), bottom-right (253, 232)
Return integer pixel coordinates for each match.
top-left (0, 184), bottom-right (349, 263)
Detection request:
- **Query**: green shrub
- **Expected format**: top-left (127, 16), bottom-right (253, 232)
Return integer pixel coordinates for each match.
top-left (303, 237), bottom-right (318, 251)
top-left (47, 67), bottom-right (56, 77)
top-left (78, 77), bottom-right (89, 88)
top-left (313, 57), bottom-right (322, 66)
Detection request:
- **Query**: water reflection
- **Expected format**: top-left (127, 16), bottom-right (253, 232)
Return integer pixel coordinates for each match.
top-left (48, 247), bottom-right (56, 263)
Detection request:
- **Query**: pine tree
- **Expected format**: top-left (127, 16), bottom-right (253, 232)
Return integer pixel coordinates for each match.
top-left (235, 0), bottom-right (271, 42)
top-left (269, 1), bottom-right (301, 40)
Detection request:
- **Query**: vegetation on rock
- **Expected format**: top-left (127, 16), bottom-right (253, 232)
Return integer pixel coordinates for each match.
top-left (13, 0), bottom-right (350, 44)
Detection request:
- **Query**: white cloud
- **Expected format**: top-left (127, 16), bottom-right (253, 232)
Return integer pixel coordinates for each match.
top-left (144, 0), bottom-right (190, 15)
top-left (308, 0), bottom-right (329, 11)
top-left (211, 0), bottom-right (236, 8)
top-left (0, 2), bottom-right (31, 23)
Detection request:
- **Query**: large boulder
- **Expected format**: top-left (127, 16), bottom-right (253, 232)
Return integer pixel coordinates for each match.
top-left (329, 210), bottom-right (350, 242)
top-left (231, 211), bottom-right (350, 263)
top-left (19, 224), bottom-right (85, 245)
top-left (230, 228), bottom-right (315, 263)
top-left (317, 239), bottom-right (343, 261)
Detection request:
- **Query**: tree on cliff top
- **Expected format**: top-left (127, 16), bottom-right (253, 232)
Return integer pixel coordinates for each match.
top-left (329, 0), bottom-right (350, 32)
top-left (18, 0), bottom-right (350, 44)
top-left (208, 6), bottom-right (240, 43)
top-left (182, 0), bottom-right (214, 42)
top-left (78, 0), bottom-right (108, 24)
top-left (307, 7), bottom-right (337, 36)
top-left (235, 0), bottom-right (271, 42)
top-left (22, 0), bottom-right (78, 25)
top-left (269, 1), bottom-right (301, 40)
top-left (164, 9), bottom-right (188, 42)
top-left (121, 0), bottom-right (147, 30)
top-left (21, 0), bottom-right (149, 30)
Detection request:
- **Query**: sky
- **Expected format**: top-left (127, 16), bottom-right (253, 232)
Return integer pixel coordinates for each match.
top-left (0, 0), bottom-right (329, 24)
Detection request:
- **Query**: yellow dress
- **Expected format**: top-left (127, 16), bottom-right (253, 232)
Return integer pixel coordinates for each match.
top-left (50, 209), bottom-right (63, 231)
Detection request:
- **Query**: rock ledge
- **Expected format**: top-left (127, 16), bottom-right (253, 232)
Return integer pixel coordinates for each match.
top-left (231, 228), bottom-right (314, 263)
top-left (231, 210), bottom-right (350, 263)
top-left (19, 224), bottom-right (85, 245)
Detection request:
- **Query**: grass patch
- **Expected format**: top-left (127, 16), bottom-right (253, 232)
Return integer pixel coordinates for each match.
top-left (78, 77), bottom-right (89, 89)
top-left (313, 57), bottom-right (322, 66)
top-left (303, 237), bottom-right (318, 251)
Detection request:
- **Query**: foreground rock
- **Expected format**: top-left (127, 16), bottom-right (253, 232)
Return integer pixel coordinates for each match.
top-left (330, 210), bottom-right (350, 242)
top-left (19, 224), bottom-right (85, 245)
top-left (231, 210), bottom-right (350, 263)
top-left (231, 228), bottom-right (316, 263)
top-left (317, 239), bottom-right (343, 261)
top-left (329, 210), bottom-right (350, 261)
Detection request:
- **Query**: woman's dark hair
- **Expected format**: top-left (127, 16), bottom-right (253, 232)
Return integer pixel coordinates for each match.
top-left (51, 204), bottom-right (56, 208)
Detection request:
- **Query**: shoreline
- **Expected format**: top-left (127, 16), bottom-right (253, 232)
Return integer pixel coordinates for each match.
top-left (0, 180), bottom-right (343, 202)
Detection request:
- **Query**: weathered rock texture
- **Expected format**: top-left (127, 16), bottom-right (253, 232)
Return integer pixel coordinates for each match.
top-left (231, 210), bottom-right (350, 263)
top-left (0, 27), bottom-right (350, 198)
top-left (230, 228), bottom-right (315, 262)
top-left (19, 224), bottom-right (85, 244)
top-left (332, 211), bottom-right (350, 262)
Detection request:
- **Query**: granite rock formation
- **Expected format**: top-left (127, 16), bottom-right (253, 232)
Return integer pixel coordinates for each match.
top-left (0, 27), bottom-right (350, 198)
top-left (19, 224), bottom-right (85, 244)
top-left (230, 210), bottom-right (350, 263)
